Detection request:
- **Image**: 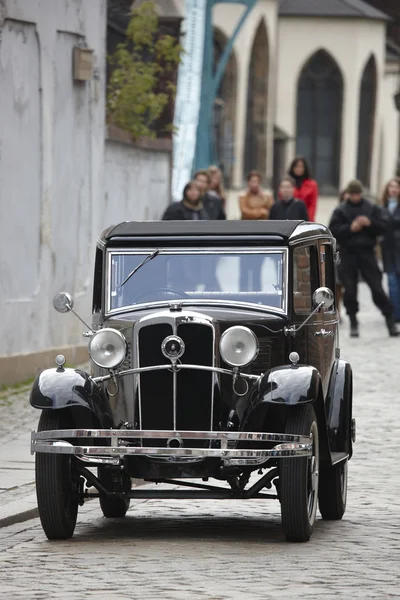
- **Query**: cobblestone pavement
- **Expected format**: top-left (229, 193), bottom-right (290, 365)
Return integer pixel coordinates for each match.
top-left (1, 286), bottom-right (400, 599)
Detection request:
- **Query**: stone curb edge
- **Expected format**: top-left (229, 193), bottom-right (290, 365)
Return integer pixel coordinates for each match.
top-left (0, 507), bottom-right (39, 529)
top-left (0, 479), bottom-right (149, 530)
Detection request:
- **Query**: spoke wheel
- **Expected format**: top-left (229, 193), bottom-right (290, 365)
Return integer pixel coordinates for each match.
top-left (36, 410), bottom-right (79, 540)
top-left (280, 405), bottom-right (319, 542)
top-left (319, 459), bottom-right (348, 520)
top-left (98, 467), bottom-right (131, 518)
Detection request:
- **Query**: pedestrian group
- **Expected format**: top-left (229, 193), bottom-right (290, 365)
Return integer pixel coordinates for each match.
top-left (162, 158), bottom-right (400, 337)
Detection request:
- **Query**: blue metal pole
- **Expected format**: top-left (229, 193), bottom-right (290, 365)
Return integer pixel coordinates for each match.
top-left (193, 0), bottom-right (257, 172)
top-left (193, 0), bottom-right (213, 172)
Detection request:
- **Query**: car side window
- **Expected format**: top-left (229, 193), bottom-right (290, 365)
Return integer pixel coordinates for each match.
top-left (293, 245), bottom-right (318, 315)
top-left (320, 243), bottom-right (336, 313)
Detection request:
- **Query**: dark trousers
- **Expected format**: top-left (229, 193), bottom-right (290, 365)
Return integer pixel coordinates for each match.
top-left (387, 268), bottom-right (400, 320)
top-left (339, 249), bottom-right (393, 317)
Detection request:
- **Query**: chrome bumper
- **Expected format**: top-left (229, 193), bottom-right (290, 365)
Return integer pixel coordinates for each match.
top-left (31, 429), bottom-right (312, 467)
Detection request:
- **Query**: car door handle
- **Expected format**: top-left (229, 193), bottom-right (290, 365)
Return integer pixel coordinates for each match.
top-left (314, 329), bottom-right (334, 338)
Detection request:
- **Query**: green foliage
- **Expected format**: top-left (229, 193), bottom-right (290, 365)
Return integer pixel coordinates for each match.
top-left (107, 0), bottom-right (182, 140)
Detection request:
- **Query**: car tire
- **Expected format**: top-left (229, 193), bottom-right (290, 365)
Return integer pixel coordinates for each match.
top-left (280, 405), bottom-right (319, 543)
top-left (319, 459), bottom-right (348, 520)
top-left (36, 410), bottom-right (79, 540)
top-left (98, 467), bottom-right (130, 518)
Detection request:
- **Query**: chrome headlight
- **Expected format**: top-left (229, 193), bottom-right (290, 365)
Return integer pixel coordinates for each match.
top-left (89, 328), bottom-right (127, 369)
top-left (219, 326), bottom-right (259, 367)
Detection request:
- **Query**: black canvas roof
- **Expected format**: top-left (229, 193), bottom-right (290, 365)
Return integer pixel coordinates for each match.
top-left (103, 220), bottom-right (304, 242)
top-left (279, 0), bottom-right (389, 20)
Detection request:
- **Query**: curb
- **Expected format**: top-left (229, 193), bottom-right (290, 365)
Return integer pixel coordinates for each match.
top-left (0, 507), bottom-right (39, 529)
top-left (0, 479), bottom-right (148, 529)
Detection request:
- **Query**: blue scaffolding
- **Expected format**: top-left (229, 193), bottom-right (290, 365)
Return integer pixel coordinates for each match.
top-left (193, 0), bottom-right (257, 172)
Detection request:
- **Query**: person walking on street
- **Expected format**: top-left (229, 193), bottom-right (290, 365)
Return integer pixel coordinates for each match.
top-left (329, 179), bottom-right (397, 338)
top-left (288, 157), bottom-right (319, 221)
top-left (193, 170), bottom-right (226, 220)
top-left (162, 181), bottom-right (211, 220)
top-left (270, 176), bottom-right (309, 221)
top-left (207, 165), bottom-right (226, 210)
top-left (335, 190), bottom-right (350, 320)
top-left (380, 177), bottom-right (400, 323)
top-left (239, 171), bottom-right (273, 220)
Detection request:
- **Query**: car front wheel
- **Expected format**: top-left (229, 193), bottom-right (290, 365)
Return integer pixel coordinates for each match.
top-left (280, 405), bottom-right (319, 542)
top-left (36, 410), bottom-right (80, 540)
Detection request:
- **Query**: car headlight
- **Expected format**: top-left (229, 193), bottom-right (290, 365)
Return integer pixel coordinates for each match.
top-left (219, 326), bottom-right (259, 367)
top-left (89, 328), bottom-right (127, 369)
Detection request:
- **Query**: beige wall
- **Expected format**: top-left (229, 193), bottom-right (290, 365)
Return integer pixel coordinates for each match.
top-left (213, 0), bottom-right (278, 188)
top-left (276, 17), bottom-right (386, 195)
top-left (379, 65), bottom-right (400, 194)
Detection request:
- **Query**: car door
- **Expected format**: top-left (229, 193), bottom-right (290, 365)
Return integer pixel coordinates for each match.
top-left (291, 243), bottom-right (325, 382)
top-left (318, 240), bottom-right (338, 393)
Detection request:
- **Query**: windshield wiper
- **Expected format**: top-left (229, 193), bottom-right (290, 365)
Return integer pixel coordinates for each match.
top-left (120, 249), bottom-right (161, 287)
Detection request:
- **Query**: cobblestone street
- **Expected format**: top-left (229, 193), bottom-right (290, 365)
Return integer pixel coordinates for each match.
top-left (1, 285), bottom-right (400, 599)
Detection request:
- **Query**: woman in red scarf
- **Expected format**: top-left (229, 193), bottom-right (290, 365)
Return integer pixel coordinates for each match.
top-left (288, 157), bottom-right (319, 221)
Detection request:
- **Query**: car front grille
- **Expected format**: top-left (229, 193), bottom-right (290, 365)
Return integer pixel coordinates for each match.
top-left (137, 321), bottom-right (214, 446)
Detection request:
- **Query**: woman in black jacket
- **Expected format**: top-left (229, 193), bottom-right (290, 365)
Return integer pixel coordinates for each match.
top-left (162, 181), bottom-right (211, 220)
top-left (380, 177), bottom-right (400, 322)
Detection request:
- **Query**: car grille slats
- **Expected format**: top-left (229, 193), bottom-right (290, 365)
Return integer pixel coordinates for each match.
top-left (137, 321), bottom-right (214, 447)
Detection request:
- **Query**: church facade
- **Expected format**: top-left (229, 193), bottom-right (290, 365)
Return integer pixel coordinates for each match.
top-left (209, 0), bottom-right (400, 197)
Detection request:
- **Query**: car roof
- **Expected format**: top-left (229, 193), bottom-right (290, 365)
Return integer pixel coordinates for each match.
top-left (99, 220), bottom-right (331, 247)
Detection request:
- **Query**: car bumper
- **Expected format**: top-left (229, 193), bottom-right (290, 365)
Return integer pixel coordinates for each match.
top-left (31, 429), bottom-right (312, 467)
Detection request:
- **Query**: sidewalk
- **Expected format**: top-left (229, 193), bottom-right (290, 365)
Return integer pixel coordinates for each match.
top-left (0, 383), bottom-right (38, 527)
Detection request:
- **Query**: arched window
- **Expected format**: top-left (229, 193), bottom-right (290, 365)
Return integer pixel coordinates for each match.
top-left (244, 20), bottom-right (269, 181)
top-left (213, 28), bottom-right (238, 188)
top-left (296, 50), bottom-right (343, 192)
top-left (356, 56), bottom-right (377, 188)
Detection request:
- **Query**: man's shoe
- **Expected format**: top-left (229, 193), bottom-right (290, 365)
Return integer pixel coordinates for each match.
top-left (385, 315), bottom-right (399, 337)
top-left (349, 317), bottom-right (359, 338)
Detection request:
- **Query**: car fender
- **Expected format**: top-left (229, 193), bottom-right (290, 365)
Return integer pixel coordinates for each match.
top-left (325, 359), bottom-right (353, 458)
top-left (30, 368), bottom-right (113, 428)
top-left (243, 365), bottom-right (331, 464)
top-left (256, 364), bottom-right (322, 406)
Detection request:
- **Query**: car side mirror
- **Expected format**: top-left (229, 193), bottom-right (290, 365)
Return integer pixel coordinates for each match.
top-left (53, 292), bottom-right (74, 313)
top-left (53, 291), bottom-right (94, 333)
top-left (313, 287), bottom-right (334, 311)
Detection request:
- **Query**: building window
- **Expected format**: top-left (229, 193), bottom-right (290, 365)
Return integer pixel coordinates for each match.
top-left (296, 50), bottom-right (343, 193)
top-left (356, 56), bottom-right (377, 189)
top-left (244, 19), bottom-right (269, 183)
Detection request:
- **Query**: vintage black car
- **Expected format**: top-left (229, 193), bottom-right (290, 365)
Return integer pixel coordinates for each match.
top-left (30, 220), bottom-right (355, 542)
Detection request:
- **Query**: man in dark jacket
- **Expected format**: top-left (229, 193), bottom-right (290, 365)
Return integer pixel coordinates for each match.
top-left (329, 179), bottom-right (397, 337)
top-left (270, 176), bottom-right (309, 221)
top-left (194, 170), bottom-right (226, 220)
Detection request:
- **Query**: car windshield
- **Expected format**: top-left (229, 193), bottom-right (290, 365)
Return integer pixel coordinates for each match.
top-left (108, 249), bottom-right (285, 312)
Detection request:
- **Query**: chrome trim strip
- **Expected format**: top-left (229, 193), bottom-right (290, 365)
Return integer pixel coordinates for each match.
top-left (172, 369), bottom-right (177, 430)
top-left (77, 455), bottom-right (121, 465)
top-left (31, 442), bottom-right (312, 460)
top-left (32, 429), bottom-right (311, 444)
top-left (108, 299), bottom-right (286, 317)
top-left (92, 363), bottom-right (261, 383)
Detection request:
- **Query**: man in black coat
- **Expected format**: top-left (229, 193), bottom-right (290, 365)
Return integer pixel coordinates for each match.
top-left (270, 176), bottom-right (309, 221)
top-left (329, 179), bottom-right (397, 337)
